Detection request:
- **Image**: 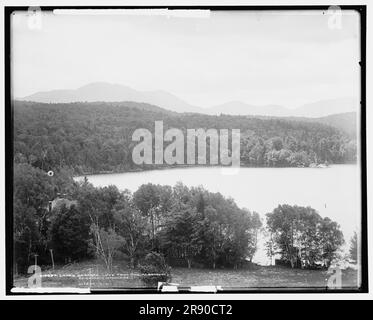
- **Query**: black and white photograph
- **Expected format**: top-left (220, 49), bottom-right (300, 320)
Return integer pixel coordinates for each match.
top-left (5, 5), bottom-right (367, 294)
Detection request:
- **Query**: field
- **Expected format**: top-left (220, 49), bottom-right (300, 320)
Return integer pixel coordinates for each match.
top-left (13, 259), bottom-right (359, 290)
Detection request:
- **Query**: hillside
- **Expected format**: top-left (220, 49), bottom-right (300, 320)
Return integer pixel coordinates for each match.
top-left (206, 101), bottom-right (288, 117)
top-left (311, 112), bottom-right (357, 137)
top-left (20, 82), bottom-right (203, 114)
top-left (13, 100), bottom-right (357, 175)
top-left (20, 82), bottom-right (357, 118)
top-left (207, 98), bottom-right (357, 118)
top-left (270, 112), bottom-right (357, 138)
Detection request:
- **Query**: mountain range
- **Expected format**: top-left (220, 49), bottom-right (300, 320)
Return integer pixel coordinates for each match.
top-left (19, 82), bottom-right (358, 118)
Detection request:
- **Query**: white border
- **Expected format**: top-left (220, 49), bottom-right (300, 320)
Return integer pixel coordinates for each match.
top-left (0, 0), bottom-right (371, 300)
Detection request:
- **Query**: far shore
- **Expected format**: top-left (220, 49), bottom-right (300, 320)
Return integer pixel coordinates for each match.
top-left (73, 162), bottom-right (358, 179)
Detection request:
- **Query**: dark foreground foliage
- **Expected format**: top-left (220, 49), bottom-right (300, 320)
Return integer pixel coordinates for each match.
top-left (13, 161), bottom-right (347, 277)
top-left (139, 252), bottom-right (172, 286)
top-left (13, 162), bottom-right (264, 274)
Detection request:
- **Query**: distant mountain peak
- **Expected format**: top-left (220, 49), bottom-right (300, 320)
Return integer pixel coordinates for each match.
top-left (208, 97), bottom-right (357, 118)
top-left (20, 82), bottom-right (357, 118)
top-left (20, 82), bottom-right (202, 113)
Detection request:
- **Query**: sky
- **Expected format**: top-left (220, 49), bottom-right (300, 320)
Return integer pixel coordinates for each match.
top-left (11, 9), bottom-right (361, 108)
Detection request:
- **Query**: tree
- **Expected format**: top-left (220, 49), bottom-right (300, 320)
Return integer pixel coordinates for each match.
top-left (248, 141), bottom-right (265, 165)
top-left (270, 137), bottom-right (284, 151)
top-left (266, 204), bottom-right (299, 268)
top-left (247, 211), bottom-right (262, 262)
top-left (266, 205), bottom-right (344, 269)
top-left (288, 151), bottom-right (311, 167)
top-left (14, 198), bottom-right (40, 273)
top-left (160, 204), bottom-right (199, 268)
top-left (318, 217), bottom-right (344, 268)
top-left (265, 230), bottom-right (276, 266)
top-left (277, 149), bottom-right (292, 167)
top-left (192, 205), bottom-right (223, 269)
top-left (13, 163), bottom-right (58, 271)
top-left (90, 225), bottom-right (124, 272)
top-left (133, 183), bottom-right (173, 249)
top-left (349, 231), bottom-right (358, 263)
top-left (113, 199), bottom-right (150, 268)
top-left (74, 184), bottom-right (129, 271)
top-left (196, 193), bottom-right (205, 216)
top-left (265, 150), bottom-right (280, 166)
top-left (13, 163), bottom-right (55, 216)
top-left (75, 182), bottom-right (125, 230)
top-left (50, 204), bottom-right (90, 262)
top-left (224, 209), bottom-right (253, 269)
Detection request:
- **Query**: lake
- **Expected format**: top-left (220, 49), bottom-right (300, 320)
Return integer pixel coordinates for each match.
top-left (75, 165), bottom-right (361, 265)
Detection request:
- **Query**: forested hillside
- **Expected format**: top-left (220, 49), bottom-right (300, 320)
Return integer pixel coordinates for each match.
top-left (311, 112), bottom-right (357, 138)
top-left (13, 101), bottom-right (357, 175)
top-left (281, 112), bottom-right (357, 138)
top-left (12, 100), bottom-right (352, 275)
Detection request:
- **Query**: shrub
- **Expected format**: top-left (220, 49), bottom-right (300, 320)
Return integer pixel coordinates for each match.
top-left (139, 252), bottom-right (171, 287)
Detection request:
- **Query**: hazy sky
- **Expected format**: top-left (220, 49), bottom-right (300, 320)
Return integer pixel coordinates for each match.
top-left (12, 9), bottom-right (360, 108)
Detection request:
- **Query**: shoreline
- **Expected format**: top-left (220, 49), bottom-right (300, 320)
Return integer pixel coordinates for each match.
top-left (73, 162), bottom-right (358, 178)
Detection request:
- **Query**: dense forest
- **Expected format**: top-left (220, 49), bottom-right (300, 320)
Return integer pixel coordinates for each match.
top-left (13, 101), bottom-right (357, 174)
top-left (14, 162), bottom-right (346, 276)
top-left (13, 162), bottom-right (263, 273)
top-left (12, 100), bottom-right (356, 277)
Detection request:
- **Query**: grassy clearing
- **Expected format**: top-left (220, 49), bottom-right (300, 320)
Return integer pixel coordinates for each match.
top-left (13, 259), bottom-right (359, 290)
top-left (172, 266), bottom-right (358, 288)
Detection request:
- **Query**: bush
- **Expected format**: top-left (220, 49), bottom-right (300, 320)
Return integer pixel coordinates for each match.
top-left (139, 252), bottom-right (171, 287)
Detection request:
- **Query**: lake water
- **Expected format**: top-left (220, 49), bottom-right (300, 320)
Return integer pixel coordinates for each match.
top-left (75, 165), bottom-right (361, 265)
